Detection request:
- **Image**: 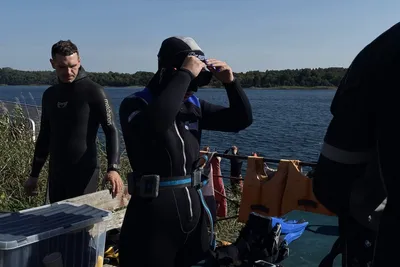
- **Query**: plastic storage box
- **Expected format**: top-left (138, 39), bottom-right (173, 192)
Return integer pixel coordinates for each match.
top-left (0, 202), bottom-right (111, 267)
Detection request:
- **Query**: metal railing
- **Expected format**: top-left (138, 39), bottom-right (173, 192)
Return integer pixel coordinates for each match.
top-left (1, 100), bottom-right (40, 141)
top-left (208, 152), bottom-right (317, 167)
top-left (4, 115), bottom-right (37, 141)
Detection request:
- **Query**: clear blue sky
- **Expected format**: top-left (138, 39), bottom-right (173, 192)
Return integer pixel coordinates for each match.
top-left (1, 0), bottom-right (399, 73)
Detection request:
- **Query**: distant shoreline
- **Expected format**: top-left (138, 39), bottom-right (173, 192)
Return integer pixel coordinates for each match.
top-left (0, 84), bottom-right (143, 88)
top-left (0, 84), bottom-right (337, 90)
top-left (0, 67), bottom-right (346, 89)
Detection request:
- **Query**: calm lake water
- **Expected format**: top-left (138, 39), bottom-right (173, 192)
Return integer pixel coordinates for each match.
top-left (0, 85), bottom-right (335, 170)
top-left (0, 85), bottom-right (339, 266)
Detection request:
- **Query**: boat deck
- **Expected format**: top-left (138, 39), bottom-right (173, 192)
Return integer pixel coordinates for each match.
top-left (280, 211), bottom-right (340, 267)
top-left (103, 210), bottom-right (339, 267)
top-left (190, 211), bottom-right (340, 267)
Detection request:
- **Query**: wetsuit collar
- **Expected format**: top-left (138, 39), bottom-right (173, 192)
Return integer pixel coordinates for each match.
top-left (146, 68), bottom-right (179, 96)
top-left (58, 66), bottom-right (88, 84)
top-left (146, 70), bottom-right (162, 95)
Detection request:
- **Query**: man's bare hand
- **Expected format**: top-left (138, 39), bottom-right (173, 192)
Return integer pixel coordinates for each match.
top-left (181, 56), bottom-right (206, 77)
top-left (104, 171), bottom-right (124, 197)
top-left (24, 176), bottom-right (39, 196)
top-left (205, 58), bottom-right (234, 84)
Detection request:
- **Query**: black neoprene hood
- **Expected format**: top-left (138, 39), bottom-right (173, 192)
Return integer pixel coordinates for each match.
top-left (157, 36), bottom-right (205, 68)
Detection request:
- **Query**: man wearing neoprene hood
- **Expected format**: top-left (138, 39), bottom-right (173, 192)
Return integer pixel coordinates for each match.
top-left (118, 36), bottom-right (253, 267)
top-left (24, 40), bottom-right (124, 203)
top-left (313, 22), bottom-right (400, 266)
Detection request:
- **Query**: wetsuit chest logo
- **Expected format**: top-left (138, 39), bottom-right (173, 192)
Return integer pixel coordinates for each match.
top-left (57, 101), bottom-right (68, 108)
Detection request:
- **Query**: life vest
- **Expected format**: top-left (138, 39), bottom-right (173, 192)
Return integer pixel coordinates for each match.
top-left (211, 156), bottom-right (228, 217)
top-left (238, 156), bottom-right (335, 223)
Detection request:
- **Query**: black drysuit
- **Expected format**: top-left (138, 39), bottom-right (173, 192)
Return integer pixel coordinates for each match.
top-left (30, 67), bottom-right (120, 203)
top-left (118, 69), bottom-right (253, 267)
top-left (313, 22), bottom-right (400, 266)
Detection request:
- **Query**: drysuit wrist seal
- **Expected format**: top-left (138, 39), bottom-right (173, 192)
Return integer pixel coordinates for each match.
top-left (107, 164), bottom-right (120, 174)
top-left (127, 172), bottom-right (160, 199)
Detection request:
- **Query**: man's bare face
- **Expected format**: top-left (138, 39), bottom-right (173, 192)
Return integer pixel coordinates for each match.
top-left (50, 53), bottom-right (81, 83)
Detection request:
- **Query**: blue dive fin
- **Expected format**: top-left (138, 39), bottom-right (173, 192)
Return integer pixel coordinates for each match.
top-left (283, 226), bottom-right (307, 245)
top-left (271, 217), bottom-right (309, 234)
top-left (284, 219), bottom-right (306, 224)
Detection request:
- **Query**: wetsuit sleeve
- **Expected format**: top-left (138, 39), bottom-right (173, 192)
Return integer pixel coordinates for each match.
top-left (199, 79), bottom-right (253, 132)
top-left (223, 148), bottom-right (231, 154)
top-left (313, 116), bottom-right (375, 214)
top-left (376, 85), bottom-right (397, 196)
top-left (312, 72), bottom-right (375, 214)
top-left (317, 114), bottom-right (374, 168)
top-left (123, 70), bottom-right (194, 136)
top-left (30, 90), bottom-right (51, 178)
top-left (92, 87), bottom-right (120, 166)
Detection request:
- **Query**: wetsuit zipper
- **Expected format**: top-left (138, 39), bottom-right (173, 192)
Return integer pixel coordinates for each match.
top-left (174, 121), bottom-right (187, 175)
top-left (174, 121), bottom-right (193, 220)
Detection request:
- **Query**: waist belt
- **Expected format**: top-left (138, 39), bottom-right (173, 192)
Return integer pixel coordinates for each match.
top-left (157, 175), bottom-right (208, 189)
top-left (148, 175), bottom-right (193, 189)
top-left (127, 168), bottom-right (215, 250)
top-left (127, 170), bottom-right (209, 195)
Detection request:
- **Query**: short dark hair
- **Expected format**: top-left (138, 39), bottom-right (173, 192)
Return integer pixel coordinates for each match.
top-left (51, 40), bottom-right (79, 59)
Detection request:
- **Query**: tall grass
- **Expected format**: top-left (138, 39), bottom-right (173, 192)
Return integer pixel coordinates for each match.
top-left (0, 102), bottom-right (44, 211)
top-left (0, 101), bottom-right (243, 241)
top-left (0, 101), bottom-right (132, 212)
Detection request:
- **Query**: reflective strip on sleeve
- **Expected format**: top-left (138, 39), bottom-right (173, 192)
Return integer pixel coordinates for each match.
top-left (128, 111), bottom-right (141, 123)
top-left (375, 198), bottom-right (387, 212)
top-left (321, 142), bottom-right (372, 164)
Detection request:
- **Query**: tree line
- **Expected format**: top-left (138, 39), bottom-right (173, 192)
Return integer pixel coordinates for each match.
top-left (0, 67), bottom-right (347, 88)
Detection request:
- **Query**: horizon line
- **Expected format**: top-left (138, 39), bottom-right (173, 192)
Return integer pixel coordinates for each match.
top-left (0, 66), bottom-right (348, 74)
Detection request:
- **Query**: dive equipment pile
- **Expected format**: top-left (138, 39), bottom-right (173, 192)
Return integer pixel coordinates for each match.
top-left (209, 212), bottom-right (308, 267)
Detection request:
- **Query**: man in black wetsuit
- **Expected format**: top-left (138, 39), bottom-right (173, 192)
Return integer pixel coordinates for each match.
top-left (224, 145), bottom-right (244, 191)
top-left (24, 40), bottom-right (124, 203)
top-left (118, 36), bottom-right (253, 267)
top-left (313, 23), bottom-right (400, 266)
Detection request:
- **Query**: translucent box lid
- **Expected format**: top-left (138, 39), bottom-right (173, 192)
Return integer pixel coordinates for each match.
top-left (0, 203), bottom-right (111, 250)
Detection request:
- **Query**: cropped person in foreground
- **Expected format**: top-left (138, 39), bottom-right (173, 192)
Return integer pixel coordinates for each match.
top-left (24, 40), bottom-right (124, 203)
top-left (313, 22), bottom-right (400, 266)
top-left (118, 36), bottom-right (253, 267)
